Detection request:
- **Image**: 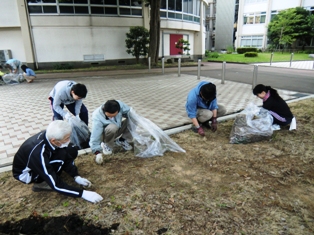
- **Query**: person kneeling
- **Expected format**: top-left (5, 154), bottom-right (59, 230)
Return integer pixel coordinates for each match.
top-left (90, 100), bottom-right (133, 164)
top-left (12, 120), bottom-right (103, 204)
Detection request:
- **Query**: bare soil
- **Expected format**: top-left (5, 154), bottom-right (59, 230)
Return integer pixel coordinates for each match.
top-left (0, 98), bottom-right (313, 235)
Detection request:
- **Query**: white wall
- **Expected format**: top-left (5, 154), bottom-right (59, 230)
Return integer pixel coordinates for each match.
top-left (271, 0), bottom-right (299, 10)
top-left (242, 24), bottom-right (267, 35)
top-left (0, 0), bottom-right (20, 27)
top-left (243, 2), bottom-right (268, 13)
top-left (0, 29), bottom-right (25, 60)
top-left (303, 0), bottom-right (314, 7)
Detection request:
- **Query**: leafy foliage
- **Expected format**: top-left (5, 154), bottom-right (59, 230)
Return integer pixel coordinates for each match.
top-left (244, 52), bottom-right (258, 57)
top-left (267, 7), bottom-right (314, 49)
top-left (175, 38), bottom-right (190, 55)
top-left (237, 47), bottom-right (258, 54)
top-left (125, 26), bottom-right (150, 64)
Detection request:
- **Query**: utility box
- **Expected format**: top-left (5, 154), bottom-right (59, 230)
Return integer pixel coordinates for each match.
top-left (0, 50), bottom-right (12, 63)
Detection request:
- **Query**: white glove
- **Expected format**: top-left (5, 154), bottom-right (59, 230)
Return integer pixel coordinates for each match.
top-left (95, 153), bottom-right (103, 165)
top-left (75, 176), bottom-right (91, 187)
top-left (76, 115), bottom-right (81, 121)
top-left (82, 190), bottom-right (103, 203)
top-left (64, 112), bottom-right (72, 120)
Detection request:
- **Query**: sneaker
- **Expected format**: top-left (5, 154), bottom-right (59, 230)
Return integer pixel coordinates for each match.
top-left (115, 139), bottom-right (132, 151)
top-left (201, 121), bottom-right (211, 129)
top-left (32, 181), bottom-right (52, 192)
top-left (101, 142), bottom-right (112, 155)
top-left (191, 126), bottom-right (198, 133)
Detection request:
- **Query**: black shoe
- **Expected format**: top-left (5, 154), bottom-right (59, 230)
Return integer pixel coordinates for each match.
top-left (32, 182), bottom-right (52, 192)
top-left (201, 121), bottom-right (211, 129)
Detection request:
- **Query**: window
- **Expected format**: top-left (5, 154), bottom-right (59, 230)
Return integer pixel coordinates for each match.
top-left (241, 35), bottom-right (263, 48)
top-left (244, 12), bottom-right (266, 24)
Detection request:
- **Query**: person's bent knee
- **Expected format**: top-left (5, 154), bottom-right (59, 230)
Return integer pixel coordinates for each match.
top-left (105, 123), bottom-right (119, 135)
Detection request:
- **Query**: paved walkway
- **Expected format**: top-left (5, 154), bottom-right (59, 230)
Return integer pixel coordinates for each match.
top-left (255, 60), bottom-right (314, 70)
top-left (0, 61), bottom-right (312, 173)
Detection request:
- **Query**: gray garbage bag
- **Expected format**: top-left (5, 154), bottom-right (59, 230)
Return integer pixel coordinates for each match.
top-left (230, 103), bottom-right (273, 144)
top-left (127, 108), bottom-right (186, 157)
top-left (68, 117), bottom-right (90, 149)
top-left (2, 73), bottom-right (25, 85)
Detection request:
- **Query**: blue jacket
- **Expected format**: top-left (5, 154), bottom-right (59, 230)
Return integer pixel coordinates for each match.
top-left (89, 100), bottom-right (130, 153)
top-left (185, 81), bottom-right (219, 119)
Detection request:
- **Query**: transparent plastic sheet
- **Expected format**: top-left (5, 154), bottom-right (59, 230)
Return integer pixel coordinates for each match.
top-left (127, 108), bottom-right (186, 158)
top-left (230, 103), bottom-right (273, 144)
top-left (68, 118), bottom-right (90, 149)
top-left (2, 73), bottom-right (25, 85)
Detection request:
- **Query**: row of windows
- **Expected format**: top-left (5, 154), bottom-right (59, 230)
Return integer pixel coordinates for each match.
top-left (27, 0), bottom-right (201, 23)
top-left (241, 35), bottom-right (263, 48)
top-left (243, 12), bottom-right (266, 24)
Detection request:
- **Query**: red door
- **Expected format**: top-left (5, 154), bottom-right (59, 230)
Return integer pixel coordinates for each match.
top-left (170, 34), bottom-right (183, 55)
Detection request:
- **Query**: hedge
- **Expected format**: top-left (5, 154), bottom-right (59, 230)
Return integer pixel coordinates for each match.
top-left (237, 47), bottom-right (258, 54)
top-left (244, 52), bottom-right (258, 57)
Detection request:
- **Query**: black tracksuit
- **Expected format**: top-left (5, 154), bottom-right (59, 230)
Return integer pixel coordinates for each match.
top-left (263, 95), bottom-right (293, 125)
top-left (12, 131), bottom-right (83, 198)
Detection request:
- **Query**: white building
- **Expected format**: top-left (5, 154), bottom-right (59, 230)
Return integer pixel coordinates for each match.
top-left (0, 0), bottom-right (212, 69)
top-left (235, 0), bottom-right (314, 50)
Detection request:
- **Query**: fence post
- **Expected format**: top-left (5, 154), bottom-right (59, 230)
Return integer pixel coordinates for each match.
top-left (270, 52), bottom-right (273, 66)
top-left (162, 57), bottom-right (165, 74)
top-left (289, 53), bottom-right (294, 67)
top-left (178, 58), bottom-right (181, 77)
top-left (221, 61), bottom-right (226, 84)
top-left (252, 65), bottom-right (258, 89)
top-left (197, 59), bottom-right (201, 80)
top-left (148, 57), bottom-right (151, 71)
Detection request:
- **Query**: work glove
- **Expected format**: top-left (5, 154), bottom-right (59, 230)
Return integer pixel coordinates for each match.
top-left (64, 112), bottom-right (72, 121)
top-left (76, 115), bottom-right (81, 121)
top-left (95, 153), bottom-right (103, 165)
top-left (197, 126), bottom-right (205, 136)
top-left (75, 176), bottom-right (92, 187)
top-left (82, 190), bottom-right (103, 203)
top-left (211, 117), bottom-right (218, 132)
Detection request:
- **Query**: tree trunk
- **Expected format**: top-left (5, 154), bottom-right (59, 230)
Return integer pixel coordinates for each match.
top-left (148, 1), bottom-right (161, 66)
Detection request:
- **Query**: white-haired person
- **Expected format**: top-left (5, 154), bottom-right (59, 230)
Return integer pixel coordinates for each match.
top-left (12, 120), bottom-right (103, 204)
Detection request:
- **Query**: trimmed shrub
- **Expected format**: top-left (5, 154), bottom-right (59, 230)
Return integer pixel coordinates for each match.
top-left (207, 52), bottom-right (219, 58)
top-left (205, 50), bottom-right (210, 57)
top-left (244, 52), bottom-right (258, 57)
top-left (237, 47), bottom-right (258, 54)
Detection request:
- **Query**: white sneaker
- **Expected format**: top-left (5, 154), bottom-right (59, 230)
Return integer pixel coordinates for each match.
top-left (95, 153), bottom-right (103, 164)
top-left (101, 142), bottom-right (112, 155)
top-left (115, 139), bottom-right (132, 151)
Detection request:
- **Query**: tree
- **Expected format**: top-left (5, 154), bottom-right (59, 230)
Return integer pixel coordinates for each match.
top-left (125, 26), bottom-right (150, 64)
top-left (175, 38), bottom-right (190, 55)
top-left (267, 7), bottom-right (313, 50)
top-left (145, 0), bottom-right (161, 66)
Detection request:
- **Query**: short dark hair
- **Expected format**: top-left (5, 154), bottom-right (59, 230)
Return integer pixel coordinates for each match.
top-left (71, 83), bottom-right (87, 98)
top-left (103, 100), bottom-right (120, 114)
top-left (200, 83), bottom-right (216, 101)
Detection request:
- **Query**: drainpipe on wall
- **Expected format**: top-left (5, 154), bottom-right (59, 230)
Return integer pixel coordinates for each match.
top-left (24, 0), bottom-right (38, 70)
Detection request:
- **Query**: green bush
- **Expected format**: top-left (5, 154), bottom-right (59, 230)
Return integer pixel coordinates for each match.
top-left (53, 63), bottom-right (73, 70)
top-left (237, 47), bottom-right (258, 54)
top-left (244, 52), bottom-right (258, 57)
top-left (207, 52), bottom-right (219, 58)
top-left (166, 59), bottom-right (173, 64)
top-left (205, 50), bottom-right (210, 57)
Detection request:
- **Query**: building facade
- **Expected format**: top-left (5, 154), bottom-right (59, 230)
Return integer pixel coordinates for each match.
top-left (0, 0), bottom-right (211, 69)
top-left (236, 0), bottom-right (314, 50)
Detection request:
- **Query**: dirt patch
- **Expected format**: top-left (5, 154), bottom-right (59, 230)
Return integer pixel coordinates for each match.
top-left (0, 98), bottom-right (313, 234)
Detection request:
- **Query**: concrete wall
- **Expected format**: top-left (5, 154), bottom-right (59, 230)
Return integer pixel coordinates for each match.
top-left (271, 0), bottom-right (300, 10)
top-left (215, 0), bottom-right (235, 51)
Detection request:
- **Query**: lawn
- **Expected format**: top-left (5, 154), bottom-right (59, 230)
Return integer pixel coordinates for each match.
top-left (206, 52), bottom-right (313, 63)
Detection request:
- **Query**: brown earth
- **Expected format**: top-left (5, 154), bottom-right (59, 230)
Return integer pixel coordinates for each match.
top-left (0, 98), bottom-right (313, 235)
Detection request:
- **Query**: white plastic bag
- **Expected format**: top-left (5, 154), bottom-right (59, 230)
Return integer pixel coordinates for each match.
top-left (68, 118), bottom-right (90, 149)
top-left (127, 108), bottom-right (186, 157)
top-left (230, 103), bottom-right (273, 144)
top-left (2, 73), bottom-right (25, 85)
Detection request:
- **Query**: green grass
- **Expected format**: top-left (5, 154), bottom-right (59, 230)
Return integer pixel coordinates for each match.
top-left (206, 52), bottom-right (313, 63)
